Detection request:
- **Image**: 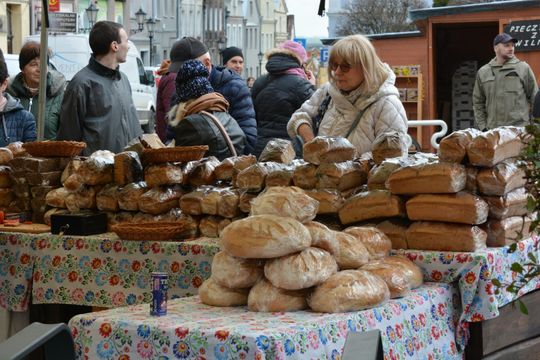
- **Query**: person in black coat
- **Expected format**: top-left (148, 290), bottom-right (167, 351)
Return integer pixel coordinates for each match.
top-left (533, 90), bottom-right (540, 119)
top-left (251, 40), bottom-right (316, 157)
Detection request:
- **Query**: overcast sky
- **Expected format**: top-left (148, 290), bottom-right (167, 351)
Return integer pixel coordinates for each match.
top-left (287, 0), bottom-right (329, 39)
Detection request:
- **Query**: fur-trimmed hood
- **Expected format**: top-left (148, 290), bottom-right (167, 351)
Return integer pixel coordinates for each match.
top-left (264, 49), bottom-right (303, 74)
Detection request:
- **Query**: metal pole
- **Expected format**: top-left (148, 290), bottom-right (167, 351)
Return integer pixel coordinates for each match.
top-left (176, 0), bottom-right (179, 39)
top-left (37, 0), bottom-right (49, 141)
top-left (149, 34), bottom-right (153, 66)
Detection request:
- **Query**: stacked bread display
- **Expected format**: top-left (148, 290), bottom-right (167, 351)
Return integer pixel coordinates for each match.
top-left (199, 186), bottom-right (423, 313)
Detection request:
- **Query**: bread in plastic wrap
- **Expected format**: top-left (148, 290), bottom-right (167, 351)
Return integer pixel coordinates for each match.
top-left (305, 189), bottom-right (344, 214)
top-left (114, 151), bottom-right (143, 186)
top-left (44, 208), bottom-right (69, 226)
top-left (374, 218), bottom-right (409, 250)
top-left (45, 187), bottom-right (69, 208)
top-left (292, 162), bottom-right (318, 189)
top-left (465, 166), bottom-right (479, 194)
top-left (438, 128), bottom-right (482, 163)
top-left (231, 155), bottom-right (257, 186)
top-left (138, 185), bottom-right (184, 215)
top-left (217, 218), bottom-right (233, 236)
top-left (96, 184), bottom-right (120, 212)
top-left (61, 158), bottom-right (84, 184)
top-left (199, 215), bottom-right (223, 237)
top-left (264, 247), bottom-right (338, 290)
top-left (483, 187), bottom-right (529, 220)
top-left (305, 221), bottom-right (369, 269)
top-left (117, 181), bottom-right (148, 211)
top-left (406, 192), bottom-right (489, 225)
top-left (63, 173), bottom-right (84, 192)
top-left (211, 251), bottom-right (264, 288)
top-left (179, 187), bottom-right (209, 215)
top-left (258, 138), bottom-right (296, 164)
top-left (316, 160), bottom-right (368, 191)
top-left (343, 226), bottom-right (392, 260)
top-left (144, 163), bottom-right (183, 187)
top-left (221, 214), bottom-right (311, 258)
top-left (406, 221), bottom-right (487, 252)
top-left (303, 136), bottom-right (356, 165)
top-left (188, 156), bottom-right (220, 187)
top-left (214, 157), bottom-right (235, 182)
top-left (308, 269), bottom-right (390, 313)
top-left (75, 185), bottom-right (101, 209)
top-left (467, 126), bottom-right (525, 167)
top-left (387, 161), bottom-right (467, 194)
top-left (485, 215), bottom-right (532, 247)
top-left (111, 211), bottom-right (134, 224)
top-left (372, 130), bottom-right (408, 165)
top-left (265, 163), bottom-right (295, 187)
top-left (250, 186), bottom-right (319, 223)
top-left (78, 150), bottom-right (115, 185)
top-left (26, 171), bottom-right (62, 187)
top-left (0, 148), bottom-right (13, 165)
top-left (339, 190), bottom-right (405, 224)
top-left (236, 162), bottom-right (283, 192)
top-left (175, 213), bottom-right (200, 239)
top-left (362, 256), bottom-right (423, 298)
top-left (216, 187), bottom-right (240, 218)
top-left (199, 277), bottom-right (249, 307)
top-left (238, 190), bottom-right (258, 213)
top-left (132, 212), bottom-right (154, 223)
top-left (477, 158), bottom-right (526, 196)
top-left (152, 208), bottom-right (183, 222)
top-left (248, 278), bottom-right (308, 312)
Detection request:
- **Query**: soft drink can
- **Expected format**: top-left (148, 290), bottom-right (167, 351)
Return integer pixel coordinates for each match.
top-left (150, 272), bottom-right (168, 316)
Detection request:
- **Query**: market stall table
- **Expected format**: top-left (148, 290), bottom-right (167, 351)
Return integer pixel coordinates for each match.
top-left (69, 282), bottom-right (461, 360)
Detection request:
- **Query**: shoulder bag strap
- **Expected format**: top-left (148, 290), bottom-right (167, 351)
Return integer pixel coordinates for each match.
top-left (344, 100), bottom-right (377, 139)
top-left (200, 110), bottom-right (237, 157)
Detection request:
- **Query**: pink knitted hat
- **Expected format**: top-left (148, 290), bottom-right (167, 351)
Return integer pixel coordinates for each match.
top-left (279, 40), bottom-right (308, 63)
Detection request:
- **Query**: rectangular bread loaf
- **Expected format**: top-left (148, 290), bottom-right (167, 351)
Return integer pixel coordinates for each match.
top-left (406, 221), bottom-right (487, 252)
top-left (485, 215), bottom-right (531, 247)
top-left (303, 136), bottom-right (356, 165)
top-left (387, 162), bottom-right (466, 194)
top-left (292, 163), bottom-right (318, 189)
top-left (467, 126), bottom-right (525, 167)
top-left (376, 218), bottom-right (409, 250)
top-left (482, 187), bottom-right (529, 220)
top-left (305, 189), bottom-right (344, 214)
top-left (476, 158), bottom-right (526, 196)
top-left (316, 161), bottom-right (367, 191)
top-left (438, 128), bottom-right (482, 163)
top-left (114, 151), bottom-right (144, 186)
top-left (338, 190), bottom-right (405, 224)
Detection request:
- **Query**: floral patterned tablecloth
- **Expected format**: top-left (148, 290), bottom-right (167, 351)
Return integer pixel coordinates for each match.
top-left (0, 232), bottom-right (220, 311)
top-left (396, 235), bottom-right (540, 348)
top-left (69, 282), bottom-right (462, 360)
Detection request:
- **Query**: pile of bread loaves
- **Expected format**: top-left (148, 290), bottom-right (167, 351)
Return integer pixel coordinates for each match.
top-left (199, 186), bottom-right (423, 313)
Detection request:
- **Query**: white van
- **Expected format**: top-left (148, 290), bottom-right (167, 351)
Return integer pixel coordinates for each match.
top-left (26, 33), bottom-right (156, 133)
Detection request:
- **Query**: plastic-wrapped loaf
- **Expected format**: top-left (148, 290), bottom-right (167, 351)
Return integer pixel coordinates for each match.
top-left (292, 162), bottom-right (318, 189)
top-left (265, 163), bottom-right (295, 187)
top-left (152, 208), bottom-right (182, 222)
top-left (180, 160), bottom-right (198, 186)
top-left (477, 158), bottom-right (526, 196)
top-left (387, 161), bottom-right (466, 194)
top-left (199, 277), bottom-right (249, 307)
top-left (114, 151), bottom-right (143, 186)
top-left (303, 136), bottom-right (356, 165)
top-left (78, 150), bottom-right (115, 185)
top-left (175, 213), bottom-right (200, 239)
top-left (0, 148), bottom-right (13, 165)
top-left (343, 226), bottom-right (392, 260)
top-left (75, 185), bottom-right (100, 209)
top-left (305, 221), bottom-right (369, 269)
top-left (236, 162), bottom-right (282, 192)
top-left (200, 187), bottom-right (222, 215)
top-left (216, 187), bottom-right (240, 218)
top-left (144, 163), bottom-right (183, 187)
top-left (24, 157), bottom-right (67, 173)
top-left (211, 251), bottom-right (264, 288)
top-left (406, 221), bottom-right (487, 252)
top-left (0, 166), bottom-right (11, 188)
top-left (406, 192), bottom-right (489, 225)
top-left (117, 181), bottom-right (148, 211)
top-left (467, 126), bottom-right (525, 167)
top-left (221, 214), bottom-right (311, 258)
top-left (361, 256), bottom-right (423, 298)
top-left (371, 130), bottom-right (408, 165)
top-left (45, 187), bottom-right (69, 208)
top-left (248, 278), bottom-right (308, 312)
top-left (376, 218), bottom-right (410, 250)
top-left (179, 186), bottom-right (211, 215)
top-left (188, 156), bottom-right (220, 187)
top-left (26, 171), bottom-right (62, 187)
top-left (238, 190), bottom-right (257, 213)
top-left (438, 128), bottom-right (482, 163)
top-left (96, 184), bottom-right (120, 212)
top-left (483, 187), bottom-right (529, 220)
top-left (465, 166), bottom-right (479, 194)
top-left (339, 190), bottom-right (405, 224)
top-left (199, 215), bottom-right (223, 237)
top-left (214, 157), bottom-right (235, 182)
top-left (264, 247), bottom-right (338, 290)
top-left (308, 270), bottom-right (390, 313)
top-left (305, 189), bottom-right (344, 214)
top-left (316, 160), bottom-right (367, 191)
top-left (132, 212), bottom-right (154, 223)
top-left (112, 211), bottom-right (134, 224)
top-left (63, 173), bottom-right (84, 192)
top-left (258, 138), bottom-right (296, 164)
top-left (485, 215), bottom-right (532, 247)
top-left (61, 158), bottom-right (84, 184)
top-left (231, 155), bottom-right (257, 186)
top-left (250, 186), bottom-right (319, 223)
top-left (138, 186), bottom-right (184, 215)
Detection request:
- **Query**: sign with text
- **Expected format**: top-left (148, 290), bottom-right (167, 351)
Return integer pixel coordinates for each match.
top-left (320, 48), bottom-right (329, 63)
top-left (49, 0), bottom-right (60, 12)
top-left (504, 20), bottom-right (540, 52)
top-left (48, 12), bottom-right (77, 33)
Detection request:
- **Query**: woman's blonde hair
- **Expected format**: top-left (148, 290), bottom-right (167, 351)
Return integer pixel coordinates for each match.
top-left (328, 34), bottom-right (388, 94)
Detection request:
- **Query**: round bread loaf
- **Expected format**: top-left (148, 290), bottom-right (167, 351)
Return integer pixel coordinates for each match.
top-left (308, 270), bottom-right (390, 313)
top-left (198, 277), bottom-right (249, 307)
top-left (221, 214), bottom-right (311, 258)
top-left (305, 221), bottom-right (369, 269)
top-left (250, 186), bottom-right (319, 223)
top-left (264, 247), bottom-right (338, 290)
top-left (248, 278), bottom-right (308, 312)
top-left (344, 226), bottom-right (392, 259)
top-left (368, 255), bottom-right (424, 291)
top-left (211, 251), bottom-right (264, 288)
top-left (0, 148), bottom-right (13, 165)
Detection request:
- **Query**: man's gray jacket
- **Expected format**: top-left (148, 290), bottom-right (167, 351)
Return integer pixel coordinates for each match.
top-left (58, 56), bottom-right (142, 155)
top-left (473, 56), bottom-right (538, 130)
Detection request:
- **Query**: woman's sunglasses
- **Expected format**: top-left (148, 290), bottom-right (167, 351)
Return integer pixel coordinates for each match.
top-left (330, 62), bottom-right (351, 73)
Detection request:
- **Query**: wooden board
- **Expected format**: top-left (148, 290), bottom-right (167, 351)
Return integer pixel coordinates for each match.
top-left (0, 223), bottom-right (51, 234)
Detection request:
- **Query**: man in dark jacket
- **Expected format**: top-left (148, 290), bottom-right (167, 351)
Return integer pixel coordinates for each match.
top-left (58, 21), bottom-right (142, 155)
top-left (167, 37), bottom-right (257, 154)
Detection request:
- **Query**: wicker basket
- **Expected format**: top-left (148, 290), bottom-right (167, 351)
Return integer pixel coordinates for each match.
top-left (142, 145), bottom-right (208, 164)
top-left (112, 222), bottom-right (187, 241)
top-left (23, 141), bottom-right (86, 157)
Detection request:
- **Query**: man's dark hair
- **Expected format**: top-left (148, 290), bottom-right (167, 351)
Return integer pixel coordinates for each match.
top-left (89, 21), bottom-right (123, 56)
top-left (0, 57), bottom-right (8, 83)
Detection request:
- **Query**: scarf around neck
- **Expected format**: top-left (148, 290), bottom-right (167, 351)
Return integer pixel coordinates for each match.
top-left (173, 92), bottom-right (230, 122)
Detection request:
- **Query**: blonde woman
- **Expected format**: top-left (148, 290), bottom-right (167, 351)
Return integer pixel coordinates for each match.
top-left (287, 34), bottom-right (408, 155)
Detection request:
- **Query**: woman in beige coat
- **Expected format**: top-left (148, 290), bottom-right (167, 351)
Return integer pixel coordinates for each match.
top-left (287, 34), bottom-right (408, 155)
